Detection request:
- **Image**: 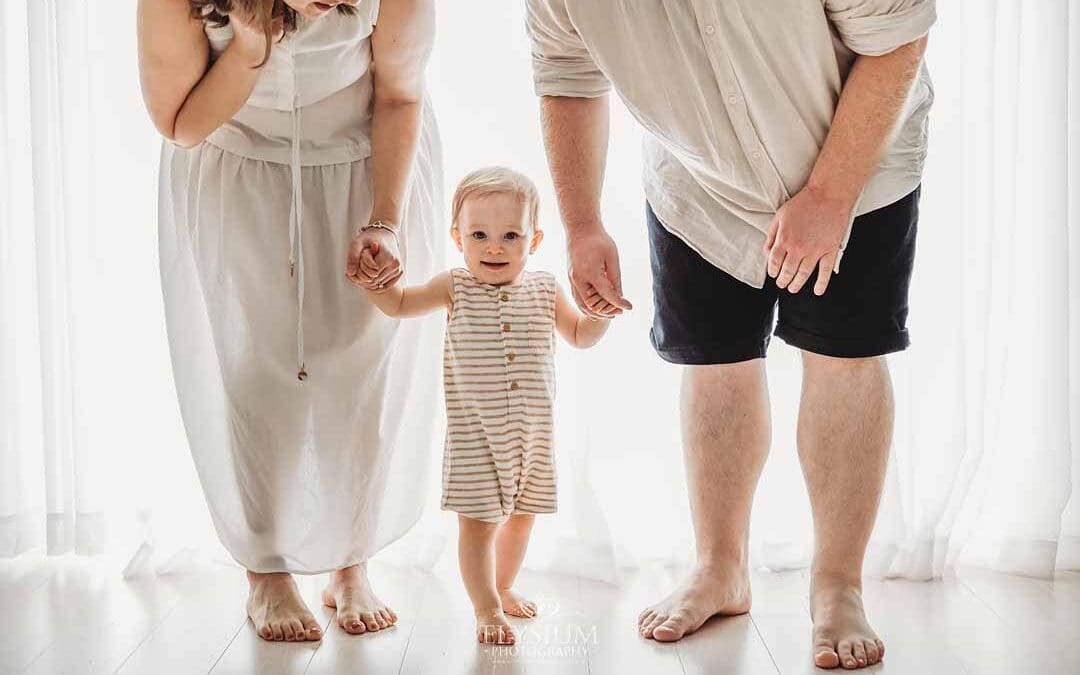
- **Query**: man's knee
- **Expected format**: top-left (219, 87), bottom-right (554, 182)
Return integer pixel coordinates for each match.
top-left (800, 350), bottom-right (886, 374)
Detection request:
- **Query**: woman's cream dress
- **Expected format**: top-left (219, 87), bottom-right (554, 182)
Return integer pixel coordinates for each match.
top-left (157, 0), bottom-right (444, 573)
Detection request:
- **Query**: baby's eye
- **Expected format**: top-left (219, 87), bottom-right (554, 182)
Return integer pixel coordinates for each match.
top-left (471, 231), bottom-right (487, 240)
top-left (504, 232), bottom-right (520, 241)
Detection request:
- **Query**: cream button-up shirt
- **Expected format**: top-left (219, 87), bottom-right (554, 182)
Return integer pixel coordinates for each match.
top-left (526, 0), bottom-right (936, 287)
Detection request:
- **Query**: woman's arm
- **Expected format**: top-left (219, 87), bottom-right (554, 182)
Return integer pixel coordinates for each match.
top-left (366, 271), bottom-right (452, 318)
top-left (554, 283), bottom-right (609, 349)
top-left (137, 0), bottom-right (272, 148)
top-left (367, 0), bottom-right (435, 228)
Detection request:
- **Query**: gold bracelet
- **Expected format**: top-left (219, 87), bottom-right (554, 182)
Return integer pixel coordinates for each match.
top-left (358, 220), bottom-right (400, 243)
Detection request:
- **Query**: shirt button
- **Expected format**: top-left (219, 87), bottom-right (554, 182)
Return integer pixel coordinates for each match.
top-left (727, 95), bottom-right (739, 105)
top-left (751, 151), bottom-right (763, 161)
top-left (502, 323), bottom-right (511, 332)
top-left (500, 293), bottom-right (509, 302)
top-left (507, 353), bottom-right (516, 362)
top-left (510, 381), bottom-right (519, 391)
top-left (704, 24), bottom-right (715, 35)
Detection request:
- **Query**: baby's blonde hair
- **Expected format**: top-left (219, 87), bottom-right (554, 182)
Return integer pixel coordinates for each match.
top-left (451, 166), bottom-right (540, 232)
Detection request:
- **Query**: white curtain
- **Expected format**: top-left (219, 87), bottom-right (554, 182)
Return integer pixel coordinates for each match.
top-left (2, 0), bottom-right (1077, 583)
top-left (0, 0), bottom-right (217, 571)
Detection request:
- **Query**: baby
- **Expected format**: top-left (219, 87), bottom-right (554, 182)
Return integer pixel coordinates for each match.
top-left (360, 167), bottom-right (610, 644)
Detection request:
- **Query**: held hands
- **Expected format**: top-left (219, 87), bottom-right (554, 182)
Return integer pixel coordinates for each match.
top-left (346, 226), bottom-right (403, 293)
top-left (764, 185), bottom-right (853, 296)
top-left (566, 225), bottom-right (632, 319)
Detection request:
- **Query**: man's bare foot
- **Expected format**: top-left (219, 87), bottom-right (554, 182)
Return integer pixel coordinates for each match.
top-left (246, 571), bottom-right (323, 642)
top-left (322, 563), bottom-right (397, 635)
top-left (498, 588), bottom-right (537, 618)
top-left (476, 607), bottom-right (516, 644)
top-left (638, 563), bottom-right (752, 642)
top-left (810, 576), bottom-right (885, 669)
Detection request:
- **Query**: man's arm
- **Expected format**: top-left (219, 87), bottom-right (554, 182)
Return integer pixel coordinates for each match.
top-left (767, 36), bottom-right (929, 295)
top-left (527, 0), bottom-right (630, 318)
top-left (540, 95), bottom-right (631, 317)
top-left (809, 36), bottom-right (928, 207)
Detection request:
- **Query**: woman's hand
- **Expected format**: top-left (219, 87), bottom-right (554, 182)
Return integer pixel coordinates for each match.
top-left (226, 4), bottom-right (284, 66)
top-left (346, 227), bottom-right (403, 293)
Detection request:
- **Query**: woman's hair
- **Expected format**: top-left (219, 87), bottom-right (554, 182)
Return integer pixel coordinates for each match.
top-left (190, 1), bottom-right (356, 65)
top-left (452, 167), bottom-right (541, 232)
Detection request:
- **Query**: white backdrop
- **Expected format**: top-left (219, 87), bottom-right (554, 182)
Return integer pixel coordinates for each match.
top-left (1, 0), bottom-right (1077, 581)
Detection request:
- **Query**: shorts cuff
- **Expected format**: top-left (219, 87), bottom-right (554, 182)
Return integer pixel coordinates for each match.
top-left (650, 329), bottom-right (770, 365)
top-left (774, 324), bottom-right (910, 358)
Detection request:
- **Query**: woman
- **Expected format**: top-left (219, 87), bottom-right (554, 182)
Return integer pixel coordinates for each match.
top-left (137, 0), bottom-right (442, 641)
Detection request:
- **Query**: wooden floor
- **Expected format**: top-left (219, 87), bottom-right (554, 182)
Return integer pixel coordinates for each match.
top-left (1, 552), bottom-right (1078, 675)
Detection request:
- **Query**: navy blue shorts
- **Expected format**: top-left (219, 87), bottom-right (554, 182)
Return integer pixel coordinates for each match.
top-left (647, 187), bottom-right (920, 364)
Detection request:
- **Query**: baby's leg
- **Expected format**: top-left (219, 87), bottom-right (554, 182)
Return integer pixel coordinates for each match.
top-left (458, 515), bottom-right (516, 644)
top-left (495, 514), bottom-right (538, 618)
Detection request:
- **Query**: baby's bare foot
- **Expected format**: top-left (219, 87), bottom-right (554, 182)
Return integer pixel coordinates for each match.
top-left (638, 563), bottom-right (752, 642)
top-left (810, 576), bottom-right (884, 670)
top-left (246, 571), bottom-right (323, 642)
top-left (322, 563), bottom-right (397, 635)
top-left (476, 608), bottom-right (516, 645)
top-left (498, 588), bottom-right (537, 618)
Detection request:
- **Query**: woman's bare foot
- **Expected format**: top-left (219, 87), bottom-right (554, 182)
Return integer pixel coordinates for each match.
top-left (246, 571), bottom-right (323, 642)
top-left (810, 576), bottom-right (885, 669)
top-left (638, 563), bottom-right (752, 642)
top-left (476, 607), bottom-right (516, 645)
top-left (498, 588), bottom-right (537, 618)
top-left (322, 563), bottom-right (397, 635)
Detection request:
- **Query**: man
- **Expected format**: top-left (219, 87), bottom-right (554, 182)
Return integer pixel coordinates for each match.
top-left (526, 0), bottom-right (935, 669)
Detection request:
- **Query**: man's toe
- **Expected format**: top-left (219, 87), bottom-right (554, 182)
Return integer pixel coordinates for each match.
top-left (813, 639), bottom-right (840, 669)
top-left (652, 615), bottom-right (688, 642)
top-left (341, 612), bottom-right (364, 633)
top-left (638, 610), bottom-right (656, 633)
top-left (864, 639), bottom-right (880, 664)
top-left (838, 640), bottom-right (856, 669)
top-left (643, 613), bottom-right (666, 639)
top-left (852, 641), bottom-right (867, 667)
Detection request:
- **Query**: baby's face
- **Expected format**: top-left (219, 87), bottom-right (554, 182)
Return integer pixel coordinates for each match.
top-left (453, 193), bottom-right (543, 286)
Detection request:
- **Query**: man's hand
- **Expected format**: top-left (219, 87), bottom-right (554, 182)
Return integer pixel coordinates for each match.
top-left (346, 227), bottom-right (403, 292)
top-left (566, 225), bottom-right (632, 319)
top-left (763, 185), bottom-right (854, 296)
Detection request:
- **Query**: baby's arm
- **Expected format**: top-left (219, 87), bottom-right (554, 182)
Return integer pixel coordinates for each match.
top-left (554, 283), bottom-right (610, 349)
top-left (366, 271), bottom-right (453, 318)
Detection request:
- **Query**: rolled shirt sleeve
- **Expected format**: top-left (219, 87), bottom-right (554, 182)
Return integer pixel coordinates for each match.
top-left (525, 0), bottom-right (611, 98)
top-left (825, 0), bottom-right (937, 56)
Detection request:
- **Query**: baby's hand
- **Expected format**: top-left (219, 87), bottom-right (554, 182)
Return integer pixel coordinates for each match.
top-left (582, 288), bottom-right (617, 319)
top-left (346, 229), bottom-right (403, 293)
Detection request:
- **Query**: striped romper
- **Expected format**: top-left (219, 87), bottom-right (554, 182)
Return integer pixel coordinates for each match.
top-left (441, 268), bottom-right (558, 523)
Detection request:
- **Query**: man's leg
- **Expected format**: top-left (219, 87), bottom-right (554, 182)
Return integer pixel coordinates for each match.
top-left (638, 359), bottom-right (770, 641)
top-left (799, 352), bottom-right (892, 669)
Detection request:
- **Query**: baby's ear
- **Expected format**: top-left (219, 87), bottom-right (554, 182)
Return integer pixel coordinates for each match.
top-left (529, 229), bottom-right (545, 254)
top-left (450, 225), bottom-right (464, 252)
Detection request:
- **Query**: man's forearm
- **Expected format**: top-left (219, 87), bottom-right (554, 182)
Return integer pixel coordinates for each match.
top-left (540, 94), bottom-right (610, 236)
top-left (807, 36), bottom-right (928, 205)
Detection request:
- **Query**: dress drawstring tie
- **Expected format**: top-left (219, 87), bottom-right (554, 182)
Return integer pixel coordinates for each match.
top-left (289, 105), bottom-right (307, 382)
